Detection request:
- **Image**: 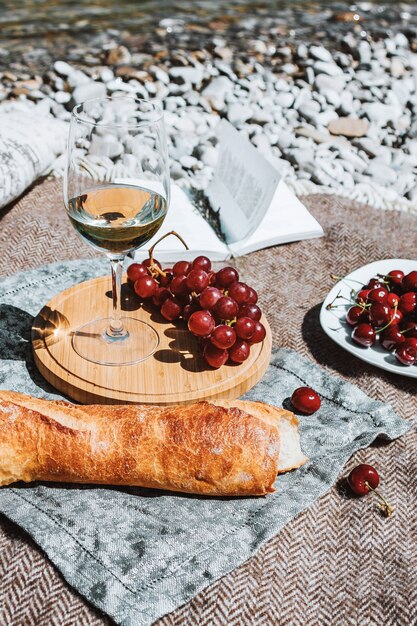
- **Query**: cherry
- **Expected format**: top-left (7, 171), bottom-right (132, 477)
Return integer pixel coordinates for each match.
top-left (368, 303), bottom-right (392, 327)
top-left (160, 296), bottom-right (182, 321)
top-left (199, 287), bottom-right (222, 310)
top-left (186, 269), bottom-right (210, 294)
top-left (203, 343), bottom-right (229, 369)
top-left (402, 271), bottom-right (417, 292)
top-left (237, 303), bottom-right (262, 321)
top-left (346, 305), bottom-right (368, 326)
top-left (398, 292), bottom-right (417, 315)
top-left (367, 278), bottom-right (385, 290)
top-left (352, 323), bottom-right (376, 348)
top-left (134, 275), bottom-right (158, 299)
top-left (214, 296), bottom-right (239, 321)
top-left (404, 337), bottom-right (417, 350)
top-left (401, 321), bottom-right (417, 338)
top-left (249, 321), bottom-right (266, 344)
top-left (216, 266), bottom-right (239, 288)
top-left (367, 287), bottom-right (389, 305)
top-left (188, 310), bottom-right (215, 337)
top-left (348, 464), bottom-right (379, 496)
top-left (234, 316), bottom-right (256, 340)
top-left (348, 464), bottom-right (394, 517)
top-left (395, 344), bottom-right (417, 366)
top-left (127, 263), bottom-right (147, 282)
top-left (192, 255), bottom-right (211, 272)
top-left (380, 326), bottom-right (405, 351)
top-left (387, 269), bottom-right (404, 289)
top-left (228, 281), bottom-right (250, 305)
top-left (291, 387), bottom-right (321, 415)
top-left (211, 325), bottom-right (236, 349)
top-left (387, 292), bottom-right (400, 308)
top-left (229, 339), bottom-right (250, 363)
top-left (356, 289), bottom-right (370, 304)
top-left (172, 260), bottom-right (191, 277)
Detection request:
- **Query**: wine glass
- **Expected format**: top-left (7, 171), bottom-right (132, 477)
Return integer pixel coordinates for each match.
top-left (64, 96), bottom-right (170, 366)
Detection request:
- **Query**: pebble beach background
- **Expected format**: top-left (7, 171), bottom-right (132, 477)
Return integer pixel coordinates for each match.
top-left (1, 0), bottom-right (417, 212)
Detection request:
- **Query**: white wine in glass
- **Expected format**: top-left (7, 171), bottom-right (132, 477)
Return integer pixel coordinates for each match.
top-left (64, 96), bottom-right (170, 366)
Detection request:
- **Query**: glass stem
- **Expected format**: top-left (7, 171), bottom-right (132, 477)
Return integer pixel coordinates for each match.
top-left (107, 257), bottom-right (128, 339)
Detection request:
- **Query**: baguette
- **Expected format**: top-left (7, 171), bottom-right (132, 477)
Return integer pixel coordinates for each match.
top-left (0, 391), bottom-right (307, 496)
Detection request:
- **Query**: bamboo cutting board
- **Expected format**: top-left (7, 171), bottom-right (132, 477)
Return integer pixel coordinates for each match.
top-left (32, 275), bottom-right (272, 405)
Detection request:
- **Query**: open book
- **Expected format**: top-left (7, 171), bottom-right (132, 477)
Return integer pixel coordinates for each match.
top-left (135, 121), bottom-right (323, 262)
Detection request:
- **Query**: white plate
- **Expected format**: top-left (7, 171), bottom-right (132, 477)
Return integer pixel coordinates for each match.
top-left (320, 259), bottom-right (417, 378)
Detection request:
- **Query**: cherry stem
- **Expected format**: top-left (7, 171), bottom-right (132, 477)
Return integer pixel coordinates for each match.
top-left (148, 230), bottom-right (189, 277)
top-left (326, 290), bottom-right (352, 310)
top-left (365, 481), bottom-right (394, 517)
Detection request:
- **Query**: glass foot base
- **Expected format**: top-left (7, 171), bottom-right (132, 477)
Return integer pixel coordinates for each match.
top-left (72, 317), bottom-right (159, 365)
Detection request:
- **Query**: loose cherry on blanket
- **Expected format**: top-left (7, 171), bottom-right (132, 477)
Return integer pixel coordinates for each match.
top-left (291, 387), bottom-right (321, 415)
top-left (347, 464), bottom-right (394, 517)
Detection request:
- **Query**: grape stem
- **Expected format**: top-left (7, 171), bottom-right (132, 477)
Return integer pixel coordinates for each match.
top-left (147, 230), bottom-right (189, 277)
top-left (365, 481), bottom-right (394, 517)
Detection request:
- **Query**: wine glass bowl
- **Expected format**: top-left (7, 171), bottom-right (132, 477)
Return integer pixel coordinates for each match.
top-left (64, 96), bottom-right (170, 366)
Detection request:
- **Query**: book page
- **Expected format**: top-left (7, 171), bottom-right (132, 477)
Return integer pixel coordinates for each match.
top-left (228, 180), bottom-right (324, 257)
top-left (206, 120), bottom-right (281, 243)
top-left (133, 184), bottom-right (228, 262)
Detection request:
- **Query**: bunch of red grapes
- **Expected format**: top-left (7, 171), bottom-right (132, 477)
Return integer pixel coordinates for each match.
top-left (127, 255), bottom-right (266, 368)
top-left (344, 269), bottom-right (417, 366)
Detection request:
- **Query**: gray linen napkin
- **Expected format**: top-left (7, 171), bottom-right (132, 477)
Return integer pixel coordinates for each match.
top-left (0, 261), bottom-right (411, 626)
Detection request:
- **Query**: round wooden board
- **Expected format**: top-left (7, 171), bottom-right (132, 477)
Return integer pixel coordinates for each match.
top-left (32, 275), bottom-right (272, 405)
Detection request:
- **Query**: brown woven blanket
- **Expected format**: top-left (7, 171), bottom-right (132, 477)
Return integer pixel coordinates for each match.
top-left (0, 179), bottom-right (416, 626)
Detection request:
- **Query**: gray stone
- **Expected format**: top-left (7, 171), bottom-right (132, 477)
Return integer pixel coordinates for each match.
top-left (202, 76), bottom-right (234, 110)
top-left (321, 89), bottom-right (341, 108)
top-left (362, 102), bottom-right (402, 125)
top-left (89, 135), bottom-right (123, 159)
top-left (67, 69), bottom-right (91, 88)
top-left (315, 74), bottom-right (346, 93)
top-left (358, 41), bottom-right (372, 64)
top-left (310, 45), bottom-right (333, 63)
top-left (282, 63), bottom-right (298, 75)
top-left (54, 91), bottom-right (71, 104)
top-left (227, 103), bottom-right (253, 125)
top-left (170, 66), bottom-right (203, 86)
top-left (53, 61), bottom-right (74, 76)
top-left (275, 92), bottom-right (294, 108)
top-left (366, 159), bottom-right (397, 185)
top-left (200, 146), bottom-right (218, 167)
top-left (99, 67), bottom-right (114, 83)
top-left (314, 61), bottom-right (343, 77)
top-left (180, 155), bottom-right (199, 169)
top-left (276, 130), bottom-right (294, 150)
top-left (72, 81), bottom-right (107, 104)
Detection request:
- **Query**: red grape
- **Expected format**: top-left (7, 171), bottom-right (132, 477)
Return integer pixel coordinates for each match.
top-left (192, 255), bottom-right (211, 272)
top-left (238, 303), bottom-right (261, 321)
top-left (203, 343), bottom-right (229, 368)
top-left (199, 287), bottom-right (222, 310)
top-left (234, 316), bottom-right (256, 340)
top-left (170, 275), bottom-right (189, 296)
top-left (246, 287), bottom-right (258, 304)
top-left (229, 339), bottom-right (250, 363)
top-left (160, 297), bottom-right (182, 321)
top-left (159, 270), bottom-right (173, 287)
top-left (182, 303), bottom-right (199, 322)
top-left (250, 321), bottom-right (266, 344)
top-left (188, 310), bottom-right (215, 337)
top-left (143, 257), bottom-right (162, 271)
top-left (127, 263), bottom-right (147, 283)
top-left (214, 296), bottom-right (238, 321)
top-left (152, 287), bottom-right (171, 307)
top-left (216, 266), bottom-right (239, 288)
top-left (134, 275), bottom-right (158, 299)
top-left (186, 269), bottom-right (210, 293)
top-left (211, 325), bottom-right (236, 349)
top-left (228, 281), bottom-right (250, 305)
top-left (172, 260), bottom-right (191, 277)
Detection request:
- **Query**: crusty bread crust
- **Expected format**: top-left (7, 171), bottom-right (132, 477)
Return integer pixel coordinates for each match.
top-left (0, 391), bottom-right (285, 496)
